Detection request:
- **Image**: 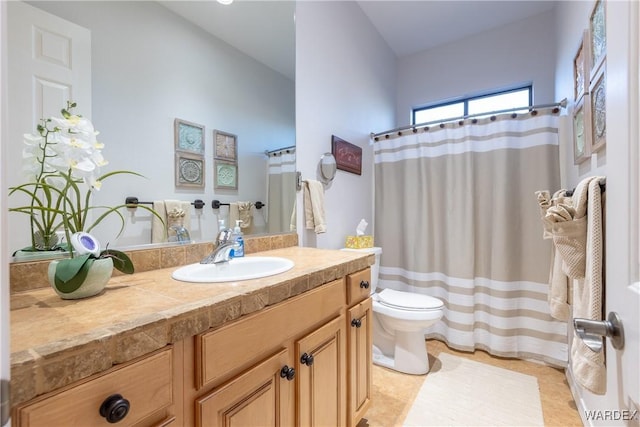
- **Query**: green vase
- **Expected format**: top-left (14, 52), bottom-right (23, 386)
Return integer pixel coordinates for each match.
top-left (48, 257), bottom-right (113, 299)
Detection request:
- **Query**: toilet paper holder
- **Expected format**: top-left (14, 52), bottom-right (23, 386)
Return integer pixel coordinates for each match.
top-left (573, 312), bottom-right (624, 352)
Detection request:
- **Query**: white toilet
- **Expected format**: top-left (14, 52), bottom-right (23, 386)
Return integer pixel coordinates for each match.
top-left (342, 247), bottom-right (444, 375)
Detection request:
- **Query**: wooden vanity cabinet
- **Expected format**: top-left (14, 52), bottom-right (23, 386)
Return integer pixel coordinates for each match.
top-left (12, 266), bottom-right (373, 427)
top-left (190, 278), bottom-right (348, 427)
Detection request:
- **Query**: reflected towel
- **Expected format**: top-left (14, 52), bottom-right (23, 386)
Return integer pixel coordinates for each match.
top-left (229, 203), bottom-right (240, 229)
top-left (303, 180), bottom-right (326, 234)
top-left (238, 202), bottom-right (254, 233)
top-left (151, 200), bottom-right (192, 243)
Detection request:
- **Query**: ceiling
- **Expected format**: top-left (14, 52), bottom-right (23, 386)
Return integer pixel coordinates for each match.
top-left (358, 1), bottom-right (557, 57)
top-left (159, 1), bottom-right (557, 80)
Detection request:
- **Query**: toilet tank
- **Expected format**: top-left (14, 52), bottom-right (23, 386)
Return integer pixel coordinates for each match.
top-left (341, 247), bottom-right (382, 293)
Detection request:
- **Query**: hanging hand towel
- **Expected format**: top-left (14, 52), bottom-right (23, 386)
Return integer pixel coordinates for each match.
top-left (536, 189), bottom-right (571, 320)
top-left (228, 203), bottom-right (240, 229)
top-left (570, 177), bottom-right (606, 395)
top-left (238, 202), bottom-right (254, 233)
top-left (151, 200), bottom-right (192, 243)
top-left (546, 178), bottom-right (598, 280)
top-left (303, 180), bottom-right (326, 234)
top-left (152, 201), bottom-right (167, 243)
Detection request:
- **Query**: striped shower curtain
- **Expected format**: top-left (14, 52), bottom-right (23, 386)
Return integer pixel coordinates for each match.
top-left (267, 150), bottom-right (297, 233)
top-left (374, 110), bottom-right (568, 367)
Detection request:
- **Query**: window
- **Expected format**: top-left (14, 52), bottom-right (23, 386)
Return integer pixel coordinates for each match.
top-left (412, 86), bottom-right (532, 125)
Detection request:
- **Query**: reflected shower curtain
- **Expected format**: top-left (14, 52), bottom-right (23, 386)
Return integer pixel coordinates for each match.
top-left (374, 110), bottom-right (568, 366)
top-left (267, 150), bottom-right (297, 233)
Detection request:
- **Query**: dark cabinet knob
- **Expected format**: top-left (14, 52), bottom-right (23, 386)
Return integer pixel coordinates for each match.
top-left (351, 318), bottom-right (362, 328)
top-left (280, 365), bottom-right (296, 381)
top-left (99, 394), bottom-right (130, 423)
top-left (300, 352), bottom-right (314, 366)
top-left (360, 280), bottom-right (370, 289)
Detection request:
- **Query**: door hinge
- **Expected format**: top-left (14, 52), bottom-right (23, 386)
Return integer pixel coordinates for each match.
top-left (0, 379), bottom-right (9, 427)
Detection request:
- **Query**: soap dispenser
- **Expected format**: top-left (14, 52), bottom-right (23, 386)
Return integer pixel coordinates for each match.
top-left (231, 220), bottom-right (244, 257)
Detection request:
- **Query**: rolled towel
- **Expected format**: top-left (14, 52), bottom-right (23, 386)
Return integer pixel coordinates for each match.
top-left (238, 202), bottom-right (254, 230)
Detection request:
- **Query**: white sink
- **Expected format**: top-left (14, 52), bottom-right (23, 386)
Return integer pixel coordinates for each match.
top-left (172, 256), bottom-right (294, 283)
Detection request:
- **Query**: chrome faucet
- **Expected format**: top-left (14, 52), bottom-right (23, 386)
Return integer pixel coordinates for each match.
top-left (200, 229), bottom-right (238, 264)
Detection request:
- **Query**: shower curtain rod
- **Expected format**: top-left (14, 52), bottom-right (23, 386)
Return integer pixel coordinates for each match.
top-left (370, 98), bottom-right (568, 140)
top-left (265, 145), bottom-right (296, 156)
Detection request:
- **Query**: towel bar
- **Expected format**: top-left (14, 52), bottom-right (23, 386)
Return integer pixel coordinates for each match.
top-left (125, 197), bottom-right (205, 209)
top-left (211, 200), bottom-right (265, 210)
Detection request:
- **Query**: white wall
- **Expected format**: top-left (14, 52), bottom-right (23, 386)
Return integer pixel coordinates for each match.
top-left (295, 1), bottom-right (396, 249)
top-left (396, 10), bottom-right (557, 127)
top-left (8, 1), bottom-right (294, 249)
top-left (554, 1), bottom-right (607, 189)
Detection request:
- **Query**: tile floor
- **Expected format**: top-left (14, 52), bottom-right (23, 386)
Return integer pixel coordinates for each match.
top-left (359, 339), bottom-right (582, 427)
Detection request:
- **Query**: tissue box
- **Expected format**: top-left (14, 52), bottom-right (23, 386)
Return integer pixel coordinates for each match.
top-left (345, 235), bottom-right (373, 249)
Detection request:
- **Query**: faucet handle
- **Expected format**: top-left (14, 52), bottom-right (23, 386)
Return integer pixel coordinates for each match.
top-left (216, 228), bottom-right (233, 244)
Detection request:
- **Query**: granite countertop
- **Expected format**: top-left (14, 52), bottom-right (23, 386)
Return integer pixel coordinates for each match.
top-left (9, 246), bottom-right (373, 407)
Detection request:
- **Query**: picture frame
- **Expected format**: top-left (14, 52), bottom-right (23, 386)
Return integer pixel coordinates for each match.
top-left (589, 64), bottom-right (606, 153)
top-left (331, 135), bottom-right (362, 175)
top-left (573, 30), bottom-right (590, 102)
top-left (174, 118), bottom-right (205, 154)
top-left (572, 94), bottom-right (592, 165)
top-left (214, 159), bottom-right (238, 190)
top-left (589, 0), bottom-right (606, 79)
top-left (214, 130), bottom-right (237, 162)
top-left (175, 152), bottom-right (205, 188)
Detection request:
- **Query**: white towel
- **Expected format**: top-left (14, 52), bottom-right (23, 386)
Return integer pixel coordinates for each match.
top-left (535, 189), bottom-right (570, 320)
top-left (303, 180), bottom-right (326, 234)
top-left (228, 203), bottom-right (240, 230)
top-left (151, 200), bottom-right (192, 243)
top-left (570, 176), bottom-right (606, 395)
top-left (238, 201), bottom-right (254, 233)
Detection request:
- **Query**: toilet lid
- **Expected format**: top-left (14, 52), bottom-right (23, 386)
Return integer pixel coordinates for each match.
top-left (377, 288), bottom-right (443, 310)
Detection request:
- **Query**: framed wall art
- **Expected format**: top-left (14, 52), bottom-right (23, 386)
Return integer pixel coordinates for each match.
top-left (214, 160), bottom-right (238, 190)
top-left (214, 130), bottom-right (237, 162)
top-left (572, 94), bottom-right (592, 165)
top-left (589, 64), bottom-right (606, 153)
top-left (573, 30), bottom-right (591, 102)
top-left (174, 118), bottom-right (205, 154)
top-left (589, 0), bottom-right (606, 79)
top-left (331, 135), bottom-right (362, 175)
top-left (175, 152), bottom-right (205, 188)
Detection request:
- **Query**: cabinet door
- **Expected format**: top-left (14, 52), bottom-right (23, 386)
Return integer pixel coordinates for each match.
top-left (348, 298), bottom-right (372, 427)
top-left (196, 349), bottom-right (294, 427)
top-left (296, 316), bottom-right (346, 427)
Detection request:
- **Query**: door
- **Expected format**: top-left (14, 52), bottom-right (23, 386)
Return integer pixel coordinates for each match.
top-left (6, 1), bottom-right (91, 252)
top-left (196, 349), bottom-right (294, 427)
top-left (580, 1), bottom-right (640, 424)
top-left (296, 316), bottom-right (346, 427)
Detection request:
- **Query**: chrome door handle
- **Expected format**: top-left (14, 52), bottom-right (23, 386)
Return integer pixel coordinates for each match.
top-left (573, 312), bottom-right (625, 352)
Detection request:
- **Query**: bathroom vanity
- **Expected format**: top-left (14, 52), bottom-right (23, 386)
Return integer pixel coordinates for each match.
top-left (9, 245), bottom-right (374, 426)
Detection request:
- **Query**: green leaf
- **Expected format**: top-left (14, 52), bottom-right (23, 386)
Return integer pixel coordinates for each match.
top-left (101, 249), bottom-right (134, 274)
top-left (54, 255), bottom-right (94, 293)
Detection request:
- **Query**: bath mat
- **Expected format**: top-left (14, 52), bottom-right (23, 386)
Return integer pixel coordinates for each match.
top-left (402, 353), bottom-right (544, 426)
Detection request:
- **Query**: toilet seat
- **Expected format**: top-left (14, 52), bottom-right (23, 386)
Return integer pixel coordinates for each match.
top-left (377, 288), bottom-right (443, 311)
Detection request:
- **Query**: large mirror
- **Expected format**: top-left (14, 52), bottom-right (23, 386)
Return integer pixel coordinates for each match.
top-left (6, 1), bottom-right (296, 258)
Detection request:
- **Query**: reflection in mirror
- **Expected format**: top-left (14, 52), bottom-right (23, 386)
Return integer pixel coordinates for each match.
top-left (266, 147), bottom-right (297, 234)
top-left (6, 1), bottom-right (296, 260)
top-left (320, 153), bottom-right (337, 183)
